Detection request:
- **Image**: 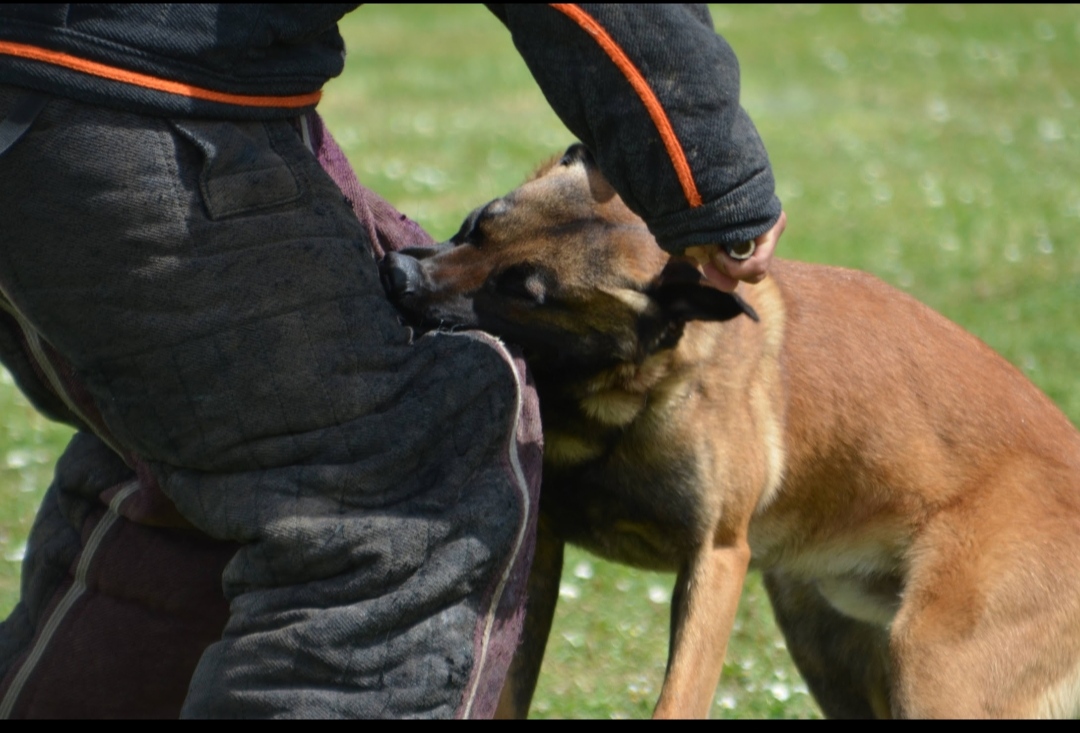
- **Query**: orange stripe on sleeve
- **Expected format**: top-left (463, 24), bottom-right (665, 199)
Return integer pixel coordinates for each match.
top-left (0, 40), bottom-right (322, 109)
top-left (548, 4), bottom-right (703, 208)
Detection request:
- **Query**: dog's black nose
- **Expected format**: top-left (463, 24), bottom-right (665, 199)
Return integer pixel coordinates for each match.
top-left (380, 251), bottom-right (425, 300)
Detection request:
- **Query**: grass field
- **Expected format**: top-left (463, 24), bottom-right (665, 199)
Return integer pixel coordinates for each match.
top-left (2, 4), bottom-right (1078, 719)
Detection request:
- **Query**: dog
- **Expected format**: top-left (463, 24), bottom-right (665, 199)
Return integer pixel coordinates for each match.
top-left (380, 143), bottom-right (1080, 718)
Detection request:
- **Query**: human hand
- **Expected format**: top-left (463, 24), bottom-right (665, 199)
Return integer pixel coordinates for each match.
top-left (681, 210), bottom-right (787, 293)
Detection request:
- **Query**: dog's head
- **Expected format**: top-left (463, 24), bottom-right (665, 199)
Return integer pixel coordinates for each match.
top-left (382, 144), bottom-right (757, 375)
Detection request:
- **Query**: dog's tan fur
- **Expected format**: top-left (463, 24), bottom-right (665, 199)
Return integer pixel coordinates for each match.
top-left (382, 146), bottom-right (1080, 718)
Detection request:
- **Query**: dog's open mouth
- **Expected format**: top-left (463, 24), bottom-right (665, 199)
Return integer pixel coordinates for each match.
top-left (380, 251), bottom-right (629, 372)
top-left (379, 250), bottom-right (474, 331)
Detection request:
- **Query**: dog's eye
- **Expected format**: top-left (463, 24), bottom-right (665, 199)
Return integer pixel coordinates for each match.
top-left (559, 143), bottom-right (593, 167)
top-left (451, 200), bottom-right (507, 247)
top-left (450, 207), bottom-right (484, 247)
top-left (492, 264), bottom-right (549, 304)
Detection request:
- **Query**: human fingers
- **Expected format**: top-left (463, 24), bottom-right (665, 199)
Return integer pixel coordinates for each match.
top-left (684, 210), bottom-right (787, 293)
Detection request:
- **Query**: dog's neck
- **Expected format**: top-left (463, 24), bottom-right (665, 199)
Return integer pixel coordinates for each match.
top-left (538, 347), bottom-right (689, 431)
top-left (534, 346), bottom-right (702, 472)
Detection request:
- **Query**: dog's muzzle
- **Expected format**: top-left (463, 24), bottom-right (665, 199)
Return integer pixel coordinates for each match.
top-left (380, 251), bottom-right (426, 302)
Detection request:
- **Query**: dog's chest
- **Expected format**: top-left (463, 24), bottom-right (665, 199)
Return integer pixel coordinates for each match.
top-left (540, 415), bottom-right (713, 571)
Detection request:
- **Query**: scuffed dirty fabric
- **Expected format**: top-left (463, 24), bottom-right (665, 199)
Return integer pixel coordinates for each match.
top-left (0, 85), bottom-right (542, 718)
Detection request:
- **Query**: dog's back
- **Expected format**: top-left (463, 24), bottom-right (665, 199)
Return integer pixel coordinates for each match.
top-left (755, 258), bottom-right (1080, 559)
top-left (753, 259), bottom-right (1080, 717)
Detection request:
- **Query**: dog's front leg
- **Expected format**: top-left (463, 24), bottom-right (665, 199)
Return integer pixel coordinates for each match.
top-left (653, 539), bottom-right (751, 719)
top-left (495, 517), bottom-right (565, 719)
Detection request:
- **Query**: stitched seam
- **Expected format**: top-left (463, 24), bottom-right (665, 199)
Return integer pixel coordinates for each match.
top-left (0, 480), bottom-right (141, 718)
top-left (460, 335), bottom-right (530, 719)
top-left (548, 4), bottom-right (703, 207)
top-left (0, 297), bottom-right (124, 459)
top-left (89, 291), bottom-right (375, 364)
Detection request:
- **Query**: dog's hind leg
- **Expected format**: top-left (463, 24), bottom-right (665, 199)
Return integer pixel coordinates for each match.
top-left (889, 484), bottom-right (1080, 719)
top-left (763, 570), bottom-right (892, 718)
top-left (653, 539), bottom-right (751, 719)
top-left (495, 518), bottom-right (565, 719)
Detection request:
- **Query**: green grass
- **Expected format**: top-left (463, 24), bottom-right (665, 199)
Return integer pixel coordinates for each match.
top-left (0, 373), bottom-right (75, 610)
top-left (2, 4), bottom-right (1078, 719)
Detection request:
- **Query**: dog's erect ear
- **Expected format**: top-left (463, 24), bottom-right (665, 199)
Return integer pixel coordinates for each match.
top-left (648, 260), bottom-right (760, 323)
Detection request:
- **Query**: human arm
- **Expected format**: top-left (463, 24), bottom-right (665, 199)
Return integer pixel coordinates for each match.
top-left (485, 2), bottom-right (783, 284)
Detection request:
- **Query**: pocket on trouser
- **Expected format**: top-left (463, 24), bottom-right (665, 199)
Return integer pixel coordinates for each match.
top-left (169, 119), bottom-right (304, 220)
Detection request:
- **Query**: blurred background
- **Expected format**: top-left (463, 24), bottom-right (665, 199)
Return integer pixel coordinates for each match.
top-left (1, 4), bottom-right (1078, 719)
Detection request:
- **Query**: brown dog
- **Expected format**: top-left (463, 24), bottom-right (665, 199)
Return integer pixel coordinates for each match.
top-left (381, 144), bottom-right (1080, 719)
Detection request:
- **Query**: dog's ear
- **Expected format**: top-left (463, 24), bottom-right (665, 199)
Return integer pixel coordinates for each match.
top-left (647, 260), bottom-right (760, 324)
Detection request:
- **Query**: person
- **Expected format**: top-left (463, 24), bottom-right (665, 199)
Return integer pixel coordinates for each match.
top-left (0, 4), bottom-right (784, 718)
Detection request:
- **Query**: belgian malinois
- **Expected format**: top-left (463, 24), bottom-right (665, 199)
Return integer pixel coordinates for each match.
top-left (380, 144), bottom-right (1080, 719)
